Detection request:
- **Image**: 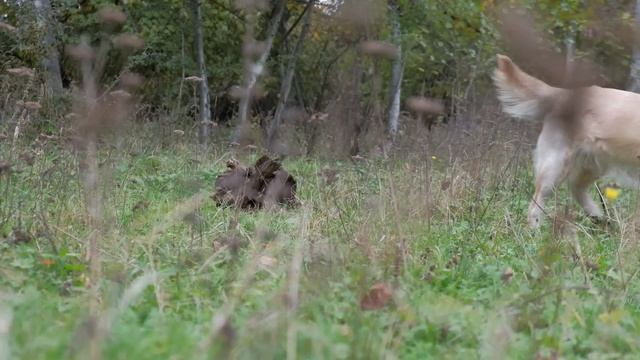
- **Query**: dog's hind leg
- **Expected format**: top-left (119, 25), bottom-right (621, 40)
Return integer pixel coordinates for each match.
top-left (528, 128), bottom-right (570, 228)
top-left (529, 167), bottom-right (566, 228)
top-left (569, 169), bottom-right (604, 221)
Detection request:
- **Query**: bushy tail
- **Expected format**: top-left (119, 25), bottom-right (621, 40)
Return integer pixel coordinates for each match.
top-left (493, 55), bottom-right (558, 121)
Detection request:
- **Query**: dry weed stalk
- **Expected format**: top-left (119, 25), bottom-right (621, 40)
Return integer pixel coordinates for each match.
top-left (551, 208), bottom-right (596, 289)
top-left (4, 68), bottom-right (37, 154)
top-left (65, 8), bottom-right (143, 358)
top-left (608, 204), bottom-right (640, 294)
top-left (0, 300), bottom-right (11, 360)
top-left (286, 207), bottom-right (311, 360)
top-left (198, 243), bottom-right (275, 354)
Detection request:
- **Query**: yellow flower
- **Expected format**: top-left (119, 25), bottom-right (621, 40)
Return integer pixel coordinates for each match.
top-left (604, 185), bottom-right (621, 202)
top-left (431, 156), bottom-right (437, 160)
top-left (599, 308), bottom-right (625, 325)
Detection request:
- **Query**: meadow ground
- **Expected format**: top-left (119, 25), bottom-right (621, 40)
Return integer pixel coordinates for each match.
top-left (2, 114), bottom-right (640, 359)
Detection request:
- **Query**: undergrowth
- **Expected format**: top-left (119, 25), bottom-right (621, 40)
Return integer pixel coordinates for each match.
top-left (1, 121), bottom-right (640, 360)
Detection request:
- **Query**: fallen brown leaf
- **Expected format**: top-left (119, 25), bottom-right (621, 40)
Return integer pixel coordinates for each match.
top-left (258, 255), bottom-right (277, 268)
top-left (406, 97), bottom-right (445, 115)
top-left (360, 282), bottom-right (393, 311)
top-left (12, 228), bottom-right (33, 245)
top-left (358, 40), bottom-right (398, 59)
top-left (501, 267), bottom-right (514, 283)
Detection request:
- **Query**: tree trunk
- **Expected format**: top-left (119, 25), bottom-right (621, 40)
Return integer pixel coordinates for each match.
top-left (350, 57), bottom-right (365, 156)
top-left (387, 1), bottom-right (403, 142)
top-left (190, 0), bottom-right (213, 144)
top-left (34, 0), bottom-right (63, 96)
top-left (629, 0), bottom-right (640, 92)
top-left (267, 0), bottom-right (314, 150)
top-left (234, 0), bottom-right (286, 143)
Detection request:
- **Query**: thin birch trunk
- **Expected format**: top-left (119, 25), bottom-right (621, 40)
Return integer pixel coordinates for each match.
top-left (387, 1), bottom-right (403, 142)
top-left (34, 0), bottom-right (63, 96)
top-left (234, 0), bottom-right (286, 143)
top-left (190, 0), bottom-right (213, 144)
top-left (267, 1), bottom-right (314, 149)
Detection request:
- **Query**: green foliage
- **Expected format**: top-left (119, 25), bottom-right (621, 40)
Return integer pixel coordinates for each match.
top-left (400, 0), bottom-right (498, 99)
top-left (2, 128), bottom-right (640, 357)
top-left (2, 0), bottom-right (637, 123)
top-left (125, 0), bottom-right (243, 104)
top-left (4, 0), bottom-right (640, 357)
top-left (0, 1), bottom-right (40, 69)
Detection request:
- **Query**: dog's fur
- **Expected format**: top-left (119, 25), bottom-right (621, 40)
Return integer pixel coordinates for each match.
top-left (494, 54), bottom-right (640, 228)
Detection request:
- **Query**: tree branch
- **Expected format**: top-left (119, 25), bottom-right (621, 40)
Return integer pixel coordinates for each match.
top-left (282, 0), bottom-right (314, 42)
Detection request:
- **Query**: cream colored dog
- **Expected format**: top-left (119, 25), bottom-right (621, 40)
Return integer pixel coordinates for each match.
top-left (494, 54), bottom-right (640, 228)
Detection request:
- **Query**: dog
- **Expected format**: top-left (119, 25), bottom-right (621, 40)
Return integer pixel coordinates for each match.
top-left (493, 54), bottom-right (640, 228)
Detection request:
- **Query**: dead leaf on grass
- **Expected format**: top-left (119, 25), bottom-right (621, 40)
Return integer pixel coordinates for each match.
top-left (360, 282), bottom-right (393, 310)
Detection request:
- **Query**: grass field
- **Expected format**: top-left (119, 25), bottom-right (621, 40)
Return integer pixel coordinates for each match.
top-left (2, 116), bottom-right (640, 359)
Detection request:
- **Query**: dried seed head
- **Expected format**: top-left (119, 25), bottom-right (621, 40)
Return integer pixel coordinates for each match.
top-left (320, 167), bottom-right (338, 185)
top-left (0, 161), bottom-right (11, 175)
top-left (446, 254), bottom-right (460, 269)
top-left (585, 260), bottom-right (599, 272)
top-left (281, 107), bottom-right (307, 123)
top-left (406, 97), bottom-right (445, 115)
top-left (120, 72), bottom-right (144, 89)
top-left (184, 76), bottom-right (203, 83)
top-left (219, 235), bottom-right (245, 256)
top-left (24, 101), bottom-right (42, 110)
top-left (360, 283), bottom-right (393, 310)
top-left (228, 84), bottom-right (264, 100)
top-left (173, 129), bottom-right (185, 136)
top-left (226, 158), bottom-right (241, 169)
top-left (35, 133), bottom-right (56, 147)
top-left (358, 41), bottom-right (398, 59)
top-left (6, 67), bottom-right (35, 78)
top-left (12, 227), bottom-right (32, 245)
top-left (337, 0), bottom-right (382, 30)
top-left (219, 319), bottom-right (236, 346)
top-left (182, 211), bottom-right (202, 226)
top-left (229, 85), bottom-right (243, 99)
top-left (243, 41), bottom-right (267, 58)
top-left (501, 267), bottom-right (514, 283)
top-left (0, 21), bottom-right (17, 33)
top-left (19, 151), bottom-right (35, 166)
top-left (234, 0), bottom-right (269, 10)
top-left (233, 124), bottom-right (255, 147)
top-left (258, 255), bottom-right (277, 268)
top-left (109, 89), bottom-right (132, 100)
top-left (67, 44), bottom-right (95, 63)
top-left (113, 34), bottom-right (145, 52)
top-left (97, 8), bottom-right (127, 30)
top-left (308, 112), bottom-right (329, 123)
top-left (16, 100), bottom-right (41, 110)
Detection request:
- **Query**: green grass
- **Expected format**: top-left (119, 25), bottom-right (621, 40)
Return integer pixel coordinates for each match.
top-left (2, 127), bottom-right (640, 359)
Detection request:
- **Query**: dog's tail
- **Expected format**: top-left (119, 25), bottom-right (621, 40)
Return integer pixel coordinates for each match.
top-left (493, 54), bottom-right (559, 121)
